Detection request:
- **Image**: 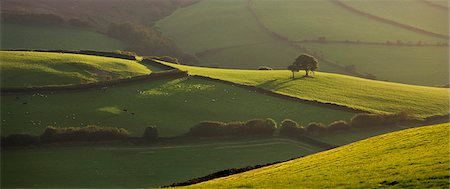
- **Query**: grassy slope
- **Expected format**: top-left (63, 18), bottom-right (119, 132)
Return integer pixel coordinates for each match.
top-left (179, 123), bottom-right (450, 189)
top-left (342, 0), bottom-right (449, 36)
top-left (0, 76), bottom-right (353, 137)
top-left (302, 43), bottom-right (449, 86)
top-left (252, 0), bottom-right (445, 43)
top-left (0, 51), bottom-right (151, 87)
top-left (1, 138), bottom-right (321, 188)
top-left (1, 23), bottom-right (125, 51)
top-left (162, 62), bottom-right (449, 118)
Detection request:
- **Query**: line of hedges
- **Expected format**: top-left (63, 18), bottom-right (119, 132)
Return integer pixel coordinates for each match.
top-left (1, 69), bottom-right (187, 94)
top-left (187, 118), bottom-right (277, 138)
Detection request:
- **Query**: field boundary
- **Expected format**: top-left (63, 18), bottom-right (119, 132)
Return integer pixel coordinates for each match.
top-left (420, 0), bottom-right (450, 10)
top-left (332, 0), bottom-right (449, 39)
top-left (1, 70), bottom-right (187, 95)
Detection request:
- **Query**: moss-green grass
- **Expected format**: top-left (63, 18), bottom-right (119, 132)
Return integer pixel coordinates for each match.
top-left (302, 43), bottom-right (449, 86)
top-left (0, 76), bottom-right (353, 137)
top-left (342, 0), bottom-right (449, 36)
top-left (0, 51), bottom-right (151, 87)
top-left (177, 123), bottom-right (450, 189)
top-left (1, 138), bottom-right (321, 188)
top-left (162, 62), bottom-right (449, 118)
top-left (252, 0), bottom-right (446, 43)
top-left (1, 23), bottom-right (126, 51)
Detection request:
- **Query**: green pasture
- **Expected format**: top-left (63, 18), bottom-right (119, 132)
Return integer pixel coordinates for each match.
top-left (163, 62), bottom-right (450, 118)
top-left (1, 138), bottom-right (320, 188)
top-left (0, 51), bottom-right (150, 87)
top-left (342, 0), bottom-right (449, 36)
top-left (0, 76), bottom-right (353, 137)
top-left (252, 0), bottom-right (446, 43)
top-left (302, 43), bottom-right (449, 86)
top-left (179, 123), bottom-right (450, 188)
top-left (1, 23), bottom-right (125, 51)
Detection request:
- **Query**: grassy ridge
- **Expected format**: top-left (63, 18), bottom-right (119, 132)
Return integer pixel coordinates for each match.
top-left (178, 123), bottom-right (450, 188)
top-left (342, 0), bottom-right (449, 36)
top-left (1, 23), bottom-right (125, 51)
top-left (0, 51), bottom-right (151, 87)
top-left (1, 138), bottom-right (320, 188)
top-left (0, 76), bottom-right (353, 137)
top-left (162, 62), bottom-right (449, 117)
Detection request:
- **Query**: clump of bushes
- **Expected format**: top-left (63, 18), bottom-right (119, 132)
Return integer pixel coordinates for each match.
top-left (40, 125), bottom-right (130, 143)
top-left (257, 66), bottom-right (273, 70)
top-left (328, 120), bottom-right (351, 133)
top-left (279, 119), bottom-right (306, 137)
top-left (306, 122), bottom-right (327, 136)
top-left (188, 118), bottom-right (277, 137)
top-left (350, 112), bottom-right (413, 129)
top-left (142, 126), bottom-right (158, 142)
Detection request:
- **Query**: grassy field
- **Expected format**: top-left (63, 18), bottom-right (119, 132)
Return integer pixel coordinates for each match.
top-left (0, 75), bottom-right (353, 137)
top-left (1, 138), bottom-right (321, 188)
top-left (251, 0), bottom-right (446, 43)
top-left (342, 0), bottom-right (449, 36)
top-left (1, 23), bottom-right (126, 51)
top-left (162, 62), bottom-right (449, 118)
top-left (156, 0), bottom-right (449, 86)
top-left (177, 123), bottom-right (450, 188)
top-left (302, 43), bottom-right (449, 86)
top-left (0, 51), bottom-right (151, 87)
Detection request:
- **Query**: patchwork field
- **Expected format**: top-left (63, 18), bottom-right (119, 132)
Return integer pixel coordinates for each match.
top-left (156, 0), bottom-right (449, 86)
top-left (341, 0), bottom-right (449, 36)
top-left (1, 23), bottom-right (125, 51)
top-left (0, 51), bottom-right (150, 87)
top-left (177, 123), bottom-right (450, 188)
top-left (1, 138), bottom-right (321, 188)
top-left (163, 62), bottom-right (450, 118)
top-left (251, 0), bottom-right (446, 42)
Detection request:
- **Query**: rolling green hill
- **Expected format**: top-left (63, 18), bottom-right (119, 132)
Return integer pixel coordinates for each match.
top-left (176, 123), bottom-right (450, 188)
top-left (1, 23), bottom-right (126, 51)
top-left (252, 0), bottom-right (446, 42)
top-left (161, 62), bottom-right (449, 118)
top-left (156, 0), bottom-right (449, 86)
top-left (0, 51), bottom-right (150, 87)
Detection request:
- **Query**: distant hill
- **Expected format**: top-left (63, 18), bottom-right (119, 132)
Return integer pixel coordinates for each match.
top-left (176, 123), bottom-right (450, 188)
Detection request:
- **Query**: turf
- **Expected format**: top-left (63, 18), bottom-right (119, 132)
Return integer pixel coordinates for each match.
top-left (0, 76), bottom-right (353, 137)
top-left (0, 51), bottom-right (151, 87)
top-left (342, 0), bottom-right (449, 36)
top-left (1, 23), bottom-right (126, 51)
top-left (251, 0), bottom-right (446, 43)
top-left (177, 123), bottom-right (450, 189)
top-left (161, 62), bottom-right (449, 118)
top-left (0, 138), bottom-right (321, 188)
top-left (302, 43), bottom-right (449, 86)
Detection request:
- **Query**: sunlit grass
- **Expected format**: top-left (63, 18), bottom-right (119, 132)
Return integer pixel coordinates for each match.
top-left (0, 51), bottom-right (151, 87)
top-left (162, 62), bottom-right (449, 118)
top-left (178, 123), bottom-right (450, 188)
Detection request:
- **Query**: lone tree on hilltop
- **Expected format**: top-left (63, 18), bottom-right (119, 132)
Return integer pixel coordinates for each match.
top-left (292, 54), bottom-right (319, 77)
top-left (287, 64), bottom-right (300, 79)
